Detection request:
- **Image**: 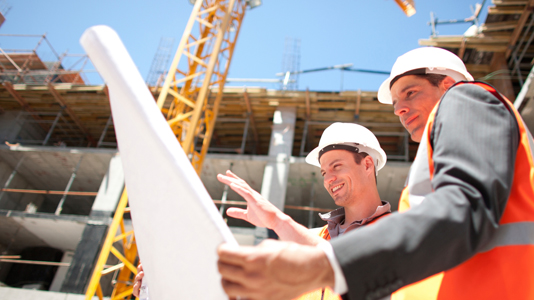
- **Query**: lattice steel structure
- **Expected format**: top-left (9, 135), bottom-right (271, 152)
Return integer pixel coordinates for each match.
top-left (280, 37), bottom-right (301, 91)
top-left (145, 37), bottom-right (175, 87)
top-left (156, 0), bottom-right (247, 174)
top-left (0, 34), bottom-right (90, 85)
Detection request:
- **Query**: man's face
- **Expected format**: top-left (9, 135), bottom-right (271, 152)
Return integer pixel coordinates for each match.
top-left (320, 150), bottom-right (371, 207)
top-left (390, 75), bottom-right (448, 142)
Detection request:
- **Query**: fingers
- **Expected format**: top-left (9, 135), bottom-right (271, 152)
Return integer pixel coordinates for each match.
top-left (216, 178), bottom-right (252, 203)
top-left (218, 171), bottom-right (260, 201)
top-left (133, 262), bottom-right (144, 297)
top-left (218, 244), bottom-right (264, 300)
top-left (132, 281), bottom-right (140, 297)
top-left (218, 174), bottom-right (251, 193)
top-left (132, 270), bottom-right (144, 297)
top-left (229, 182), bottom-right (254, 201)
top-left (225, 170), bottom-right (251, 188)
top-left (217, 260), bottom-right (250, 285)
top-left (226, 207), bottom-right (247, 220)
top-left (221, 279), bottom-right (260, 300)
top-left (217, 173), bottom-right (232, 185)
top-left (217, 244), bottom-right (252, 266)
top-left (226, 170), bottom-right (241, 180)
top-left (218, 173), bottom-right (249, 189)
top-left (135, 270), bottom-right (144, 280)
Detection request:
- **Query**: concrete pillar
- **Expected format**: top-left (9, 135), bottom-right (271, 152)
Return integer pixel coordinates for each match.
top-left (255, 107), bottom-right (296, 243)
top-left (49, 251), bottom-right (74, 292)
top-left (59, 225), bottom-right (108, 294)
top-left (90, 155), bottom-right (125, 218)
top-left (60, 154), bottom-right (124, 294)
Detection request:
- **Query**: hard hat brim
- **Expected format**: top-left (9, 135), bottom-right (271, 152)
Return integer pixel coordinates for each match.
top-left (305, 143), bottom-right (386, 171)
top-left (378, 68), bottom-right (474, 105)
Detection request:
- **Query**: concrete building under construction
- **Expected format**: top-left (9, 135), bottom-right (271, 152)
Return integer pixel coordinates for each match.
top-left (1, 0), bottom-right (534, 299)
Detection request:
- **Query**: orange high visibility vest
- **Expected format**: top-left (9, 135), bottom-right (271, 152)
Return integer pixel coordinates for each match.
top-left (393, 82), bottom-right (534, 300)
top-left (295, 214), bottom-right (390, 300)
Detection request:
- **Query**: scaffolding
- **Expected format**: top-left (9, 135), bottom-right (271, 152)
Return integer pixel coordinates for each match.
top-left (6, 110), bottom-right (87, 147)
top-left (508, 10), bottom-right (534, 87)
top-left (280, 37), bottom-right (301, 91)
top-left (145, 37), bottom-right (175, 87)
top-left (0, 34), bottom-right (95, 85)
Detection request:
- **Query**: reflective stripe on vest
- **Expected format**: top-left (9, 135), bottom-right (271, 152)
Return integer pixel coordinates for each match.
top-left (393, 81), bottom-right (534, 300)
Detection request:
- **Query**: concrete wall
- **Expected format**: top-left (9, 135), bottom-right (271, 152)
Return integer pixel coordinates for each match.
top-left (0, 160), bottom-right (44, 212)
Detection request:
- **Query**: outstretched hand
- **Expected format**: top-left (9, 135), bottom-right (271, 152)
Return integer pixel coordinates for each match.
top-left (217, 240), bottom-right (335, 300)
top-left (217, 170), bottom-right (286, 229)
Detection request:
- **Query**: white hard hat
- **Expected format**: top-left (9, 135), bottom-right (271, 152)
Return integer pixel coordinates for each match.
top-left (378, 47), bottom-right (474, 104)
top-left (305, 122), bottom-right (387, 172)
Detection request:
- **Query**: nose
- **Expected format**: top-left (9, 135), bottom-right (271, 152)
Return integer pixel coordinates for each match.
top-left (394, 101), bottom-right (409, 116)
top-left (324, 173), bottom-right (336, 186)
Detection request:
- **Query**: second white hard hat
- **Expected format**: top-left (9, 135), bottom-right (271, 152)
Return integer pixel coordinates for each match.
top-left (305, 122), bottom-right (387, 172)
top-left (378, 47), bottom-right (474, 104)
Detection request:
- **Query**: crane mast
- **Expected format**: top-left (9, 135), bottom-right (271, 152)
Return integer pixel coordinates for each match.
top-left (84, 1), bottom-right (247, 299)
top-left (157, 0), bottom-right (247, 174)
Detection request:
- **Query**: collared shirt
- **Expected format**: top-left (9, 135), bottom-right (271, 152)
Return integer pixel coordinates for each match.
top-left (319, 201), bottom-right (391, 239)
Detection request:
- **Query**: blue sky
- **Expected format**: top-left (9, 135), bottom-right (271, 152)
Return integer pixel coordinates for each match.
top-left (1, 0), bottom-right (488, 91)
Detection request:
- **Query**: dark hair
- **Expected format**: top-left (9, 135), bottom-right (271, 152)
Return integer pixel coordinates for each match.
top-left (352, 152), bottom-right (377, 183)
top-left (352, 151), bottom-right (369, 164)
top-left (391, 68), bottom-right (448, 89)
top-left (415, 73), bottom-right (447, 87)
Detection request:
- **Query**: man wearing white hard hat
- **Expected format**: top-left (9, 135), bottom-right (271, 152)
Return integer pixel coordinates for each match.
top-left (132, 122), bottom-right (392, 299)
top-left (217, 47), bottom-right (534, 300)
top-left (216, 122), bottom-right (390, 300)
top-left (372, 46), bottom-right (533, 299)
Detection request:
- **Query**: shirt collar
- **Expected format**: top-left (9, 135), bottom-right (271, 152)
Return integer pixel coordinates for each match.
top-left (319, 201), bottom-right (391, 226)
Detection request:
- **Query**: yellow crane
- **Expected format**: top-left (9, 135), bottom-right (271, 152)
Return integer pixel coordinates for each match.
top-left (84, 1), bottom-right (414, 299)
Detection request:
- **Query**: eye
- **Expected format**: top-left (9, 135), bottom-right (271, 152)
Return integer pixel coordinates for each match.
top-left (406, 89), bottom-right (417, 98)
top-left (321, 171), bottom-right (326, 177)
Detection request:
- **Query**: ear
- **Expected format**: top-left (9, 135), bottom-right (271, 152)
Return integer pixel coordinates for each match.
top-left (363, 156), bottom-right (374, 174)
top-left (440, 76), bottom-right (456, 91)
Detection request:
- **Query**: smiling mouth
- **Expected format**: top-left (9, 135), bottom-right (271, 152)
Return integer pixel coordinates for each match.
top-left (331, 183), bottom-right (344, 193)
top-left (404, 115), bottom-right (417, 126)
